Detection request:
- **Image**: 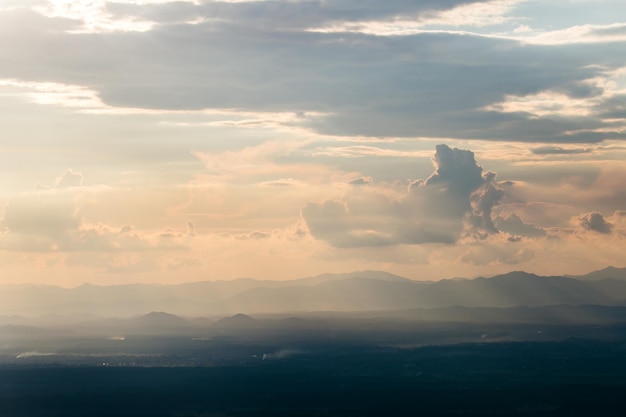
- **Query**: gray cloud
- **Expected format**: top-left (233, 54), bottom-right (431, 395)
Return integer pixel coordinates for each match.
top-left (594, 93), bottom-right (626, 119)
top-left (1, 3), bottom-right (625, 143)
top-left (531, 146), bottom-right (592, 155)
top-left (348, 177), bottom-right (372, 186)
top-left (107, 0), bottom-right (483, 30)
top-left (578, 212), bottom-right (613, 234)
top-left (302, 145), bottom-right (504, 247)
top-left (495, 213), bottom-right (547, 238)
top-left (591, 23), bottom-right (626, 37)
top-left (466, 171), bottom-right (504, 237)
top-left (234, 231), bottom-right (272, 240)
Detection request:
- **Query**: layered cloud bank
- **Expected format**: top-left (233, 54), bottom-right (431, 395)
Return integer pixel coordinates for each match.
top-left (0, 1), bottom-right (625, 284)
top-left (2, 1), bottom-right (626, 142)
top-left (1, 142), bottom-right (625, 285)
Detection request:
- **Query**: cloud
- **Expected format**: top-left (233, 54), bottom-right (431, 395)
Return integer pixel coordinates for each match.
top-left (531, 146), bottom-right (592, 155)
top-left (494, 213), bottom-right (547, 238)
top-left (515, 22), bottom-right (626, 46)
top-left (458, 244), bottom-right (535, 266)
top-left (465, 171), bottom-right (505, 237)
top-left (2, 191), bottom-right (81, 239)
top-left (2, 2), bottom-right (626, 143)
top-left (577, 212), bottom-right (613, 234)
top-left (318, 0), bottom-right (523, 35)
top-left (302, 145), bottom-right (504, 247)
top-left (55, 169), bottom-right (83, 188)
top-left (0, 172), bottom-right (187, 254)
top-left (348, 176), bottom-right (372, 186)
top-left (104, 0), bottom-right (484, 32)
top-left (234, 231), bottom-right (272, 240)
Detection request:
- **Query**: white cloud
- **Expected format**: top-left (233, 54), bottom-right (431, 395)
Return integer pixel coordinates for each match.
top-left (0, 79), bottom-right (105, 109)
top-left (484, 90), bottom-right (599, 118)
top-left (33, 0), bottom-right (155, 32)
top-left (512, 23), bottom-right (626, 45)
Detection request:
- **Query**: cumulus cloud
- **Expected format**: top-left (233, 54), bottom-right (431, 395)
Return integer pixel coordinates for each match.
top-left (466, 172), bottom-right (504, 237)
top-left (0, 172), bottom-right (187, 254)
top-left (578, 212), bottom-right (613, 234)
top-left (302, 145), bottom-right (505, 247)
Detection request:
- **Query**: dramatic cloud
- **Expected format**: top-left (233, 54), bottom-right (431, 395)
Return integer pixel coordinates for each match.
top-left (1, 1), bottom-right (625, 142)
top-left (302, 145), bottom-right (505, 247)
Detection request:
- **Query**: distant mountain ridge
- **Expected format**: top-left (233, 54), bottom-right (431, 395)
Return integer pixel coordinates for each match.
top-left (1, 268), bottom-right (626, 317)
top-left (566, 266), bottom-right (626, 281)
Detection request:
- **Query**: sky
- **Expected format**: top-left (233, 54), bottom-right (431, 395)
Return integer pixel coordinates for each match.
top-left (1, 0), bottom-right (626, 286)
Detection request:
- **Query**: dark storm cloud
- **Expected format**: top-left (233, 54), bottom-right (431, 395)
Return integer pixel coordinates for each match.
top-left (302, 145), bottom-right (504, 247)
top-left (2, 1), bottom-right (626, 142)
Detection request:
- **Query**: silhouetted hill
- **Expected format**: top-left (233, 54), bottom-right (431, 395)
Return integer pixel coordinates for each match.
top-left (213, 278), bottom-right (427, 314)
top-left (203, 272), bottom-right (626, 314)
top-left (417, 272), bottom-right (612, 308)
top-left (212, 313), bottom-right (257, 329)
top-left (130, 311), bottom-right (191, 328)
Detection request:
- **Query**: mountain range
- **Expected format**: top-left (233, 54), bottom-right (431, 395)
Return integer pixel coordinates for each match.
top-left (1, 267), bottom-right (626, 318)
